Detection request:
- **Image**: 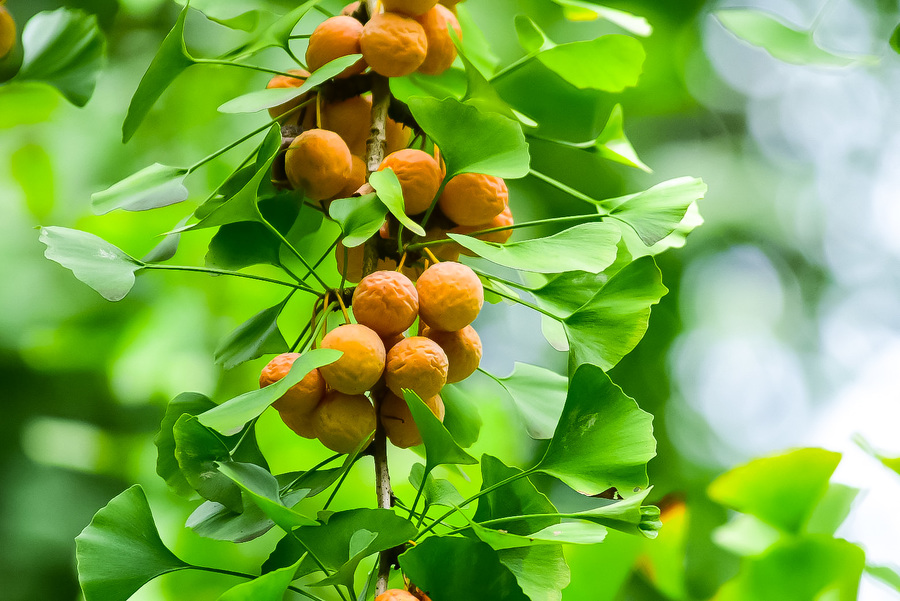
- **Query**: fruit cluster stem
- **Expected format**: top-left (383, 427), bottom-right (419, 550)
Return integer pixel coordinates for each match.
top-left (372, 390), bottom-right (393, 595)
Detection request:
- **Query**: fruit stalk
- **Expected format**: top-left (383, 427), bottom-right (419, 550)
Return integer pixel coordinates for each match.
top-left (372, 387), bottom-right (394, 595)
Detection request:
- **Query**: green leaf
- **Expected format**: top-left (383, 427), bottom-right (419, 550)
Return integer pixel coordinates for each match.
top-left (399, 537), bottom-right (529, 601)
top-left (490, 363), bottom-right (568, 440)
top-left (708, 448), bottom-right (841, 534)
top-left (562, 256), bottom-right (667, 371)
top-left (155, 392), bottom-right (217, 498)
top-left (224, 1), bottom-right (321, 60)
top-left (563, 487), bottom-right (661, 538)
top-left (75, 486), bottom-right (188, 601)
top-left (186, 499), bottom-right (274, 543)
top-left (123, 5), bottom-right (195, 142)
top-left (538, 35), bottom-right (645, 92)
top-left (369, 169), bottom-right (427, 236)
top-left (214, 300), bottom-right (290, 370)
top-left (174, 415), bottom-right (243, 512)
top-left (218, 54), bottom-right (362, 113)
top-left (604, 177), bottom-right (707, 246)
top-left (202, 10), bottom-right (262, 33)
top-left (515, 16), bottom-right (554, 54)
top-left (716, 536), bottom-right (864, 601)
top-left (407, 96), bottom-right (531, 178)
top-left (39, 227), bottom-right (144, 302)
top-left (216, 461), bottom-right (318, 530)
top-left (143, 217), bottom-right (189, 263)
top-left (91, 163), bottom-right (190, 215)
top-left (450, 222), bottom-right (620, 274)
top-left (15, 8), bottom-right (106, 107)
top-left (867, 565), bottom-right (900, 594)
top-left (714, 8), bottom-right (877, 67)
top-left (550, 0), bottom-right (652, 36)
top-left (408, 464), bottom-right (465, 508)
top-left (438, 384), bottom-right (482, 448)
top-left (805, 484), bottom-right (859, 536)
top-left (474, 455), bottom-right (557, 536)
top-left (402, 390), bottom-right (477, 471)
top-left (891, 24), bottom-right (900, 55)
top-left (470, 519), bottom-right (608, 549)
top-left (329, 193), bottom-right (388, 248)
top-left (205, 195), bottom-right (300, 270)
top-left (854, 434), bottom-right (900, 478)
top-left (536, 364), bottom-right (656, 496)
top-left (458, 48), bottom-right (523, 123)
top-left (499, 545), bottom-right (570, 601)
top-left (456, 4), bottom-right (500, 75)
top-left (592, 104), bottom-right (651, 172)
top-left (11, 143), bottom-right (55, 221)
top-left (218, 559), bottom-right (301, 601)
top-left (199, 349), bottom-right (342, 435)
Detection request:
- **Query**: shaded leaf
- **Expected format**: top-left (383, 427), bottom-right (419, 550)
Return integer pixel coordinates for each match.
top-left (217, 461), bottom-right (318, 530)
top-left (369, 169), bottom-right (427, 236)
top-left (329, 193), bottom-right (388, 247)
top-left (91, 163), bottom-right (189, 215)
top-left (39, 226), bottom-right (144, 302)
top-left (155, 392), bottom-right (217, 498)
top-left (537, 364), bottom-right (656, 496)
top-left (402, 390), bottom-right (477, 471)
top-left (205, 195), bottom-right (300, 270)
top-left (562, 487), bottom-right (661, 538)
top-left (174, 415), bottom-right (243, 512)
top-left (75, 486), bottom-right (188, 601)
top-left (474, 455), bottom-right (557, 537)
top-left (499, 545), bottom-right (570, 601)
top-left (408, 464), bottom-right (465, 508)
top-left (603, 177), bottom-right (706, 246)
top-left (515, 15), bottom-right (554, 54)
top-left (214, 299), bottom-right (290, 370)
top-left (187, 499), bottom-right (274, 543)
top-left (451, 222), bottom-right (620, 274)
top-left (225, 1), bottom-right (321, 60)
top-left (16, 8), bottom-right (106, 107)
top-left (891, 24), bottom-right (900, 55)
top-left (218, 559), bottom-right (301, 601)
top-left (550, 0), bottom-right (652, 36)
top-left (143, 217), bottom-right (190, 263)
top-left (490, 363), bottom-right (568, 440)
top-left (438, 384), bottom-right (482, 449)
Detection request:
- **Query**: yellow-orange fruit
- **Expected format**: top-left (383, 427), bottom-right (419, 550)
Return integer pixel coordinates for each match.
top-left (314, 391), bottom-right (376, 453)
top-left (0, 7), bottom-right (14, 59)
top-left (259, 353), bottom-right (326, 438)
top-left (285, 129), bottom-right (353, 201)
top-left (319, 324), bottom-right (386, 394)
top-left (424, 325), bottom-right (482, 383)
top-left (378, 149), bottom-right (442, 215)
top-left (382, 333), bottom-right (406, 353)
top-left (416, 262), bottom-right (483, 331)
top-left (382, 0), bottom-right (438, 16)
top-left (386, 118), bottom-right (412, 154)
top-left (360, 13), bottom-right (427, 77)
top-left (422, 228), bottom-right (462, 262)
top-left (451, 204), bottom-right (514, 256)
top-left (416, 6), bottom-right (460, 75)
top-left (380, 392), bottom-right (444, 448)
top-left (375, 590), bottom-right (419, 601)
top-left (321, 95), bottom-right (373, 157)
top-left (306, 16), bottom-right (366, 77)
top-left (336, 155), bottom-right (367, 199)
top-left (266, 69), bottom-right (310, 120)
top-left (385, 336), bottom-right (449, 399)
top-left (341, 1), bottom-right (361, 15)
top-left (439, 173), bottom-right (508, 226)
top-left (353, 271), bottom-right (419, 336)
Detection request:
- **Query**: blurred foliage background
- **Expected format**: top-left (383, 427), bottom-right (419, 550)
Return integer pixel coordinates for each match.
top-left (2, 0), bottom-right (900, 599)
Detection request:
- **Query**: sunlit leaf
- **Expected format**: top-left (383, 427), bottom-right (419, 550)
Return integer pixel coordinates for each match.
top-left (217, 461), bottom-right (318, 530)
top-left (515, 16), bottom-right (554, 55)
top-left (805, 484), bottom-right (859, 536)
top-left (592, 104), bottom-right (652, 172)
top-left (550, 0), bottom-right (652, 37)
top-left (218, 558), bottom-right (301, 601)
top-left (868, 565), bottom-right (900, 594)
top-left (538, 35), bottom-right (645, 92)
top-left (489, 363), bottom-right (568, 440)
top-left (408, 96), bottom-right (530, 178)
top-left (891, 24), bottom-right (900, 55)
top-left (91, 163), bottom-right (189, 215)
top-left (39, 226), bottom-right (144, 302)
top-left (224, 0), bottom-right (321, 60)
top-left (174, 415), bottom-right (243, 512)
top-left (155, 392), bottom-right (217, 498)
top-left (537, 364), bottom-right (656, 496)
top-left (369, 169), bottom-right (427, 236)
top-left (403, 390), bottom-right (477, 472)
top-left (214, 299), bottom-right (290, 370)
top-left (474, 455), bottom-right (557, 536)
top-left (500, 545), bottom-right (570, 601)
top-left (708, 448), bottom-right (841, 534)
top-left (714, 8), bottom-right (877, 67)
top-left (470, 519), bottom-right (608, 549)
top-left (563, 488), bottom-right (661, 538)
top-left (455, 4), bottom-right (500, 75)
top-left (75, 486), bottom-right (188, 601)
top-left (329, 193), bottom-right (388, 247)
top-left (603, 177), bottom-right (707, 246)
top-left (123, 5), bottom-right (195, 142)
top-left (437, 384), bottom-right (482, 448)
top-left (451, 222), bottom-right (620, 274)
top-left (16, 8), bottom-right (106, 107)
top-left (143, 217), bottom-right (189, 263)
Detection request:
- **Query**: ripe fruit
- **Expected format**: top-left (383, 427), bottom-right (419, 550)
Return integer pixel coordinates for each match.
top-left (385, 336), bottom-right (449, 399)
top-left (352, 270), bottom-right (419, 336)
top-left (386, 118), bottom-right (412, 154)
top-left (259, 353), bottom-right (326, 439)
top-left (306, 16), bottom-right (366, 77)
top-left (314, 391), bottom-right (376, 453)
top-left (380, 392), bottom-right (444, 448)
top-left (336, 155), bottom-right (367, 199)
top-left (265, 69), bottom-right (310, 120)
top-left (416, 262), bottom-right (484, 331)
top-left (424, 325), bottom-right (482, 383)
top-left (382, 333), bottom-right (405, 353)
top-left (378, 149), bottom-right (443, 215)
top-left (360, 13), bottom-right (428, 77)
top-left (320, 95), bottom-right (373, 157)
top-left (439, 173), bottom-right (508, 226)
top-left (285, 129), bottom-right (353, 201)
top-left (416, 6), bottom-right (461, 75)
top-left (319, 324), bottom-right (386, 394)
top-left (423, 227), bottom-right (462, 262)
top-left (382, 0), bottom-right (438, 17)
top-left (451, 204), bottom-right (515, 255)
top-left (0, 7), bottom-right (14, 59)
top-left (375, 590), bottom-right (419, 601)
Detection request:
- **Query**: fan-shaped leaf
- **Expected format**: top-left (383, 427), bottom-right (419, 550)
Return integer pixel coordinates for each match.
top-left (91, 163), bottom-right (189, 215)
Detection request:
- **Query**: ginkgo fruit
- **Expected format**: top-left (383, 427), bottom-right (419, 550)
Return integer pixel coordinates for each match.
top-left (352, 270), bottom-right (419, 336)
top-left (314, 391), bottom-right (376, 453)
top-left (424, 325), bottom-right (482, 383)
top-left (360, 13), bottom-right (427, 77)
top-left (384, 336), bottom-right (449, 399)
top-left (335, 155), bottom-right (367, 199)
top-left (382, 0), bottom-right (438, 17)
top-left (416, 262), bottom-right (484, 331)
top-left (306, 16), bottom-right (366, 77)
top-left (285, 129), bottom-right (353, 201)
top-left (320, 95), bottom-right (373, 157)
top-left (378, 149), bottom-right (443, 215)
top-left (259, 353), bottom-right (326, 439)
top-left (375, 590), bottom-right (420, 601)
top-left (438, 173), bottom-right (508, 226)
top-left (265, 69), bottom-right (310, 120)
top-left (450, 204), bottom-right (515, 255)
top-left (0, 7), bottom-right (14, 59)
top-left (380, 392), bottom-right (445, 448)
top-left (319, 324), bottom-right (386, 394)
top-left (416, 5), bottom-right (461, 75)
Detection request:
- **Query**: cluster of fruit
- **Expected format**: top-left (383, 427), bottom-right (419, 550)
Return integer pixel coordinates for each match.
top-left (260, 261), bottom-right (484, 453)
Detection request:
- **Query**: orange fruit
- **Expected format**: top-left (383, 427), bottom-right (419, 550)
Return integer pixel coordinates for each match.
top-left (314, 391), bottom-right (376, 453)
top-left (352, 271), bottom-right (419, 336)
top-left (416, 6), bottom-right (461, 75)
top-left (384, 336), bottom-right (449, 399)
top-left (335, 155), bottom-right (367, 199)
top-left (378, 149), bottom-right (443, 215)
top-left (382, 0), bottom-right (438, 17)
top-left (319, 324), bottom-right (386, 394)
top-left (259, 353), bottom-right (326, 439)
top-left (386, 117), bottom-right (412, 154)
top-left (375, 591), bottom-right (419, 601)
top-left (422, 227), bottom-right (462, 262)
top-left (439, 173), bottom-right (508, 226)
top-left (306, 16), bottom-right (366, 77)
top-left (379, 392), bottom-right (445, 448)
top-left (0, 7), bottom-right (14, 59)
top-left (360, 13), bottom-right (427, 77)
top-left (285, 129), bottom-right (353, 201)
top-left (423, 325), bottom-right (482, 383)
top-left (450, 204), bottom-right (514, 255)
top-left (382, 333), bottom-right (406, 353)
top-left (266, 69), bottom-right (310, 120)
top-left (416, 262), bottom-right (483, 331)
top-left (321, 95), bottom-right (373, 157)
top-left (334, 242), bottom-right (400, 283)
